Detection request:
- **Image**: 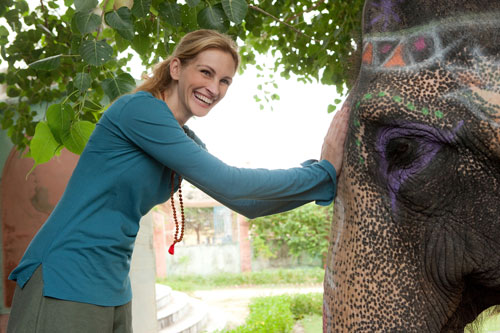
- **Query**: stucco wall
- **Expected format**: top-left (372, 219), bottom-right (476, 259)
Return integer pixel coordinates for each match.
top-left (0, 130), bottom-right (13, 331)
top-left (165, 243), bottom-right (241, 276)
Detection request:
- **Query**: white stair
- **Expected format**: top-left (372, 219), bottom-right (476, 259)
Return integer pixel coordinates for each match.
top-left (156, 284), bottom-right (227, 333)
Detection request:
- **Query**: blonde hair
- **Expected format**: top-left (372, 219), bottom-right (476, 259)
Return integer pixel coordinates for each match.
top-left (134, 29), bottom-right (240, 99)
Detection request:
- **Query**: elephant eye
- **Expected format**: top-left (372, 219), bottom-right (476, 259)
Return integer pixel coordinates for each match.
top-left (376, 121), bottom-right (463, 211)
top-left (385, 137), bottom-right (419, 171)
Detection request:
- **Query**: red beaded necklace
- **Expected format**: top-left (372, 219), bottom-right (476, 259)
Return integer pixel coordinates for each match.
top-left (168, 171), bottom-right (185, 255)
top-left (160, 90), bottom-right (185, 255)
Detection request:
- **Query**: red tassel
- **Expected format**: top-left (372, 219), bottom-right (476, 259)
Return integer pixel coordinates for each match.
top-left (168, 244), bottom-right (175, 255)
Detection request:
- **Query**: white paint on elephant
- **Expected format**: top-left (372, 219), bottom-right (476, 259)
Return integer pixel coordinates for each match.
top-left (361, 13), bottom-right (500, 73)
top-left (445, 48), bottom-right (500, 128)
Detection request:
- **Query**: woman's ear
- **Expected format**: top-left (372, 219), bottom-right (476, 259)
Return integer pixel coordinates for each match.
top-left (170, 57), bottom-right (181, 80)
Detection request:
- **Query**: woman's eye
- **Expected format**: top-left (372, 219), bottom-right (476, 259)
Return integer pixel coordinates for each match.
top-left (201, 69), bottom-right (210, 76)
top-left (385, 137), bottom-right (419, 170)
top-left (221, 79), bottom-right (230, 85)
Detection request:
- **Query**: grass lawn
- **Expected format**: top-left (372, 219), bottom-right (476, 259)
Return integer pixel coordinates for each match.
top-left (157, 267), bottom-right (324, 291)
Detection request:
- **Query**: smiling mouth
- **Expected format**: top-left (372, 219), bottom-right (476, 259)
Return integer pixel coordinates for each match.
top-left (194, 92), bottom-right (214, 106)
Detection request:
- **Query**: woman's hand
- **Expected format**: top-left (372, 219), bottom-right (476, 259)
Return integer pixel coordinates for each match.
top-left (321, 103), bottom-right (350, 177)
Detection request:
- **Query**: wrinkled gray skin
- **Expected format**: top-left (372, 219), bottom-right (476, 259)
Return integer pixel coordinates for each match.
top-left (323, 0), bottom-right (500, 331)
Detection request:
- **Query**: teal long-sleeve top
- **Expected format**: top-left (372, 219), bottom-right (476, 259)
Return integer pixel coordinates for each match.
top-left (9, 91), bottom-right (337, 306)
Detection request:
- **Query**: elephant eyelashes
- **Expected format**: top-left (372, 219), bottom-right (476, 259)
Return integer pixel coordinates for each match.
top-left (385, 137), bottom-right (419, 171)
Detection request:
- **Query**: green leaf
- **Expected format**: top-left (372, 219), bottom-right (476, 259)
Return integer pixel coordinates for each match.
top-left (116, 27), bottom-right (134, 41)
top-left (46, 103), bottom-right (74, 144)
top-left (221, 0), bottom-right (247, 24)
top-left (101, 73), bottom-right (136, 101)
top-left (0, 26), bottom-right (8, 37)
top-left (79, 39), bottom-right (113, 66)
top-left (15, 0), bottom-right (29, 13)
top-left (101, 0), bottom-right (115, 12)
top-left (131, 34), bottom-right (150, 55)
top-left (74, 72), bottom-right (92, 92)
top-left (197, 5), bottom-right (228, 32)
top-left (28, 55), bottom-right (62, 71)
top-left (327, 104), bottom-right (336, 113)
top-left (74, 0), bottom-right (98, 12)
top-left (7, 86), bottom-right (20, 97)
top-left (131, 0), bottom-right (151, 18)
top-left (186, 0), bottom-right (200, 7)
top-left (62, 120), bottom-right (96, 155)
top-left (114, 31), bottom-right (131, 51)
top-left (74, 11), bottom-right (101, 34)
top-left (158, 2), bottom-right (181, 27)
top-left (112, 0), bottom-right (134, 10)
top-left (180, 5), bottom-right (198, 31)
top-left (105, 7), bottom-right (133, 30)
top-left (105, 7), bottom-right (134, 40)
top-left (29, 121), bottom-right (60, 168)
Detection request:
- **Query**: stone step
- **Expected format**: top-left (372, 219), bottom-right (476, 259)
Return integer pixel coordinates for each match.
top-left (157, 290), bottom-right (190, 329)
top-left (159, 297), bottom-right (208, 333)
top-left (156, 284), bottom-right (227, 333)
top-left (156, 284), bottom-right (174, 310)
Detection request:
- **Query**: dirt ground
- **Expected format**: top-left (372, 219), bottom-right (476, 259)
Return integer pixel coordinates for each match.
top-left (191, 285), bottom-right (323, 330)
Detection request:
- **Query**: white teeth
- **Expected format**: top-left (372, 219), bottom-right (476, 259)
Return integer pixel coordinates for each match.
top-left (194, 92), bottom-right (213, 105)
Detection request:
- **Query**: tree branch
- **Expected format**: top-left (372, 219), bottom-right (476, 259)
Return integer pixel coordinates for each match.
top-left (96, 0), bottom-right (111, 40)
top-left (285, 0), bottom-right (325, 23)
top-left (39, 0), bottom-right (50, 33)
top-left (249, 5), bottom-right (321, 43)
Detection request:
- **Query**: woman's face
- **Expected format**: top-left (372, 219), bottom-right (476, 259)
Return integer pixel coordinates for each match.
top-left (172, 49), bottom-right (236, 119)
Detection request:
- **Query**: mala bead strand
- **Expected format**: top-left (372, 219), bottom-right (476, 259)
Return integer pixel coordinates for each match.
top-left (178, 185), bottom-right (185, 241)
top-left (168, 171), bottom-right (185, 255)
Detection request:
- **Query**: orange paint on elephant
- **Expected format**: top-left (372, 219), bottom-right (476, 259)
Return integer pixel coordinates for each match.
top-left (362, 43), bottom-right (373, 64)
top-left (384, 44), bottom-right (405, 67)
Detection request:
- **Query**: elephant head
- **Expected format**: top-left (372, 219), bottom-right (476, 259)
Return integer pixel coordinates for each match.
top-left (324, 0), bottom-right (500, 331)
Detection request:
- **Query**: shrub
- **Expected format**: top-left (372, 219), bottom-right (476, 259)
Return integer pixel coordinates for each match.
top-left (228, 297), bottom-right (295, 333)
top-left (249, 203), bottom-right (333, 264)
top-left (224, 293), bottom-right (323, 333)
top-left (287, 293), bottom-right (323, 320)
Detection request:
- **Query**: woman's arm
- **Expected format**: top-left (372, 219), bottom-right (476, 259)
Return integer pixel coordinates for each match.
top-left (187, 103), bottom-right (350, 219)
top-left (181, 126), bottom-right (331, 218)
top-left (184, 160), bottom-right (334, 219)
top-left (112, 93), bottom-right (342, 212)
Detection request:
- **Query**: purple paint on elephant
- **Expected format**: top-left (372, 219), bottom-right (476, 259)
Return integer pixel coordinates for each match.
top-left (370, 0), bottom-right (404, 30)
top-left (376, 121), bottom-right (464, 212)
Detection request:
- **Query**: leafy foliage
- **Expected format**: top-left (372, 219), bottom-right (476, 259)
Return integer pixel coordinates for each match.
top-left (250, 203), bottom-right (333, 264)
top-left (464, 305), bottom-right (500, 333)
top-left (224, 293), bottom-right (323, 333)
top-left (0, 0), bottom-right (363, 165)
top-left (227, 296), bottom-right (295, 333)
top-left (282, 293), bottom-right (323, 320)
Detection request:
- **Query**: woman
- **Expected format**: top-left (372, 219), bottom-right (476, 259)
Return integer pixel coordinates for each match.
top-left (7, 29), bottom-right (349, 332)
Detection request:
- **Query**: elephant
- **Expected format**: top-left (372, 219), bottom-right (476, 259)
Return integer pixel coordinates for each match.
top-left (323, 0), bottom-right (500, 331)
